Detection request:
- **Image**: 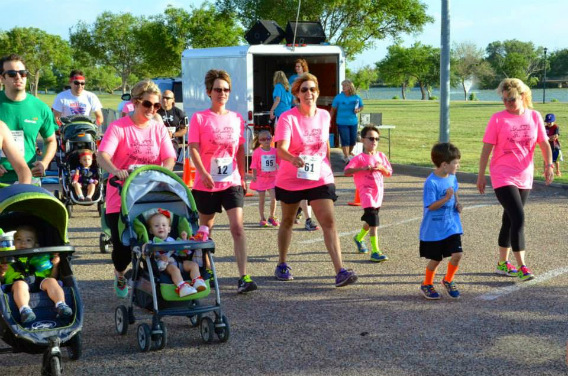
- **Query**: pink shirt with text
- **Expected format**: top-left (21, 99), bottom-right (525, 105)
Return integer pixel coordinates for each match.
top-left (250, 147), bottom-right (279, 191)
top-left (188, 109), bottom-right (245, 192)
top-left (345, 151), bottom-right (392, 208)
top-left (98, 116), bottom-right (176, 214)
top-left (274, 107), bottom-right (334, 190)
top-left (483, 109), bottom-right (547, 189)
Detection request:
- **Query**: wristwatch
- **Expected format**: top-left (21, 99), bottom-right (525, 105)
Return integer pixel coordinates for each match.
top-left (545, 163), bottom-right (554, 169)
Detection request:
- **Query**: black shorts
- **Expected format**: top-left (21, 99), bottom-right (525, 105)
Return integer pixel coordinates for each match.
top-left (419, 234), bottom-right (463, 261)
top-left (361, 207), bottom-right (380, 227)
top-left (275, 184), bottom-right (337, 204)
top-left (192, 186), bottom-right (244, 215)
top-left (12, 275), bottom-right (44, 292)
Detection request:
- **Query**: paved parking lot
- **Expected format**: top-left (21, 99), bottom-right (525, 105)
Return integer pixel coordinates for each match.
top-left (2, 156), bottom-right (567, 375)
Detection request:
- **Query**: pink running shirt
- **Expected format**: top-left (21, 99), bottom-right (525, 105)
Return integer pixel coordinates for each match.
top-left (483, 109), bottom-right (547, 189)
top-left (98, 116), bottom-right (176, 214)
top-left (188, 109), bottom-right (245, 192)
top-left (274, 107), bottom-right (334, 190)
top-left (250, 147), bottom-right (279, 191)
top-left (345, 151), bottom-right (392, 208)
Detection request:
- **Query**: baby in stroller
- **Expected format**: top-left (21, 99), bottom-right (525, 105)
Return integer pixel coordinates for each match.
top-left (71, 149), bottom-right (99, 201)
top-left (144, 208), bottom-right (207, 297)
top-left (0, 226), bottom-right (72, 324)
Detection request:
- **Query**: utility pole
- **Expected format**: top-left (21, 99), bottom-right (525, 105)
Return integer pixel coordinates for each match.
top-left (439, 0), bottom-right (451, 143)
top-left (543, 47), bottom-right (548, 104)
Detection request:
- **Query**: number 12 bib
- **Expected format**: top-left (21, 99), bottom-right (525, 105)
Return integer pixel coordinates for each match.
top-left (210, 157), bottom-right (233, 182)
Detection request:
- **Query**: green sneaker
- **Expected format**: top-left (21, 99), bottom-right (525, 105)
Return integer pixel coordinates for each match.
top-left (370, 252), bottom-right (388, 262)
top-left (114, 274), bottom-right (129, 298)
top-left (518, 265), bottom-right (535, 281)
top-left (496, 261), bottom-right (518, 277)
top-left (237, 274), bottom-right (258, 294)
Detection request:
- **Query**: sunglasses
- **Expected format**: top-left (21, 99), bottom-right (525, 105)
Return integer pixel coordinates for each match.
top-left (141, 100), bottom-right (161, 110)
top-left (212, 87), bottom-right (231, 93)
top-left (300, 86), bottom-right (318, 93)
top-left (365, 137), bottom-right (380, 142)
top-left (3, 69), bottom-right (29, 78)
top-left (73, 81), bottom-right (86, 86)
top-left (259, 137), bottom-right (272, 141)
top-left (503, 97), bottom-right (518, 103)
top-left (163, 97), bottom-right (173, 100)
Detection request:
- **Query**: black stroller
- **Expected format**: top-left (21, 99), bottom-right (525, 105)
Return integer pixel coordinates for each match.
top-left (111, 165), bottom-right (230, 351)
top-left (0, 184), bottom-right (83, 375)
top-left (54, 116), bottom-right (104, 217)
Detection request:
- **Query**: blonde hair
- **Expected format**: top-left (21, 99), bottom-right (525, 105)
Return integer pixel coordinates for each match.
top-left (291, 73), bottom-right (319, 99)
top-left (131, 79), bottom-right (161, 101)
top-left (341, 79), bottom-right (356, 96)
top-left (273, 71), bottom-right (289, 91)
top-left (497, 78), bottom-right (533, 109)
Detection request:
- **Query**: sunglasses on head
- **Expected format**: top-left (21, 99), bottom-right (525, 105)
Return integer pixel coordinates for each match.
top-left (212, 87), bottom-right (231, 93)
top-left (73, 81), bottom-right (86, 86)
top-left (141, 100), bottom-right (161, 110)
top-left (300, 86), bottom-right (317, 93)
top-left (3, 69), bottom-right (29, 78)
top-left (365, 137), bottom-right (380, 142)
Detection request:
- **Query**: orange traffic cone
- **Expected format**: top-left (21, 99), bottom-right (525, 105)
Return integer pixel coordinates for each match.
top-left (182, 157), bottom-right (195, 188)
top-left (348, 188), bottom-right (361, 206)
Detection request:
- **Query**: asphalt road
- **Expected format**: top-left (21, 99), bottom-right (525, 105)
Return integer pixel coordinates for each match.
top-left (2, 153), bottom-right (567, 376)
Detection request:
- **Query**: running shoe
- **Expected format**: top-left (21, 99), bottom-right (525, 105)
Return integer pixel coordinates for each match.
top-left (305, 218), bottom-right (319, 231)
top-left (295, 208), bottom-right (303, 224)
top-left (176, 282), bottom-right (197, 297)
top-left (192, 277), bottom-right (208, 292)
top-left (496, 261), bottom-right (518, 277)
top-left (274, 262), bottom-right (293, 281)
top-left (237, 275), bottom-right (258, 294)
top-left (20, 307), bottom-right (36, 324)
top-left (441, 279), bottom-right (460, 299)
top-left (370, 252), bottom-right (388, 262)
top-left (114, 274), bottom-right (129, 298)
top-left (56, 303), bottom-right (73, 318)
top-left (518, 265), bottom-right (535, 281)
top-left (335, 268), bottom-right (358, 287)
top-left (353, 236), bottom-right (369, 253)
top-left (259, 220), bottom-right (270, 227)
top-left (268, 217), bottom-right (280, 227)
top-left (420, 284), bottom-right (441, 300)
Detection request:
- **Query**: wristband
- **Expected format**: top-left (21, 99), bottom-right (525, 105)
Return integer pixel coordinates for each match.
top-left (545, 163), bottom-right (554, 169)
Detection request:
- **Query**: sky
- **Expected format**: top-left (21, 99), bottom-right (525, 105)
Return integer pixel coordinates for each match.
top-left (5, 0), bottom-right (568, 71)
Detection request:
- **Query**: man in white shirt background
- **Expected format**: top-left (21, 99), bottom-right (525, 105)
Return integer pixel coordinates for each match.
top-left (52, 69), bottom-right (103, 125)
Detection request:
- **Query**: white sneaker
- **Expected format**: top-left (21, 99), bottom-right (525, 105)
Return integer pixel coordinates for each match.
top-left (176, 283), bottom-right (197, 297)
top-left (192, 277), bottom-right (207, 292)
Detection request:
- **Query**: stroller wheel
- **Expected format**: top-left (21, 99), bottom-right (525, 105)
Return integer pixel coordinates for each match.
top-left (65, 203), bottom-right (73, 218)
top-left (66, 332), bottom-right (83, 360)
top-left (152, 321), bottom-right (168, 351)
top-left (215, 315), bottom-right (230, 343)
top-left (115, 305), bottom-right (129, 335)
top-left (137, 323), bottom-right (152, 352)
top-left (200, 317), bottom-right (215, 343)
top-left (99, 233), bottom-right (109, 254)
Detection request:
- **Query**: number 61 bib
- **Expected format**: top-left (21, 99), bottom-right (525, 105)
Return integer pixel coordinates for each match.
top-left (296, 155), bottom-right (322, 181)
top-left (210, 157), bottom-right (233, 182)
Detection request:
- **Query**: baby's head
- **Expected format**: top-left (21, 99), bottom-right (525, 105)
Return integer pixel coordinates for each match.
top-left (14, 225), bottom-right (39, 249)
top-left (78, 149), bottom-right (93, 168)
top-left (146, 209), bottom-right (172, 240)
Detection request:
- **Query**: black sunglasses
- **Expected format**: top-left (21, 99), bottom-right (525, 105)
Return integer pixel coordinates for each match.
top-left (141, 100), bottom-right (161, 110)
top-left (73, 81), bottom-right (86, 86)
top-left (212, 87), bottom-right (230, 93)
top-left (300, 86), bottom-right (318, 93)
top-left (3, 69), bottom-right (29, 78)
top-left (365, 137), bottom-right (380, 142)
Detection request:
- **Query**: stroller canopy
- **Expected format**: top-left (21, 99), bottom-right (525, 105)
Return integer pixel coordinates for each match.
top-left (0, 185), bottom-right (69, 244)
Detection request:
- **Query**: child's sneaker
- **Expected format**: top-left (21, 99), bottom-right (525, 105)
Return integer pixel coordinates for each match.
top-left (335, 268), bottom-right (358, 287)
top-left (192, 277), bottom-right (207, 292)
top-left (56, 303), bottom-right (73, 318)
top-left (305, 218), bottom-right (319, 231)
top-left (274, 262), bottom-right (293, 281)
top-left (176, 282), bottom-right (197, 297)
top-left (496, 261), bottom-right (518, 277)
top-left (20, 307), bottom-right (36, 324)
top-left (441, 279), bottom-right (460, 299)
top-left (518, 265), bottom-right (535, 281)
top-left (370, 252), bottom-right (388, 262)
top-left (237, 274), bottom-right (258, 294)
top-left (259, 220), bottom-right (270, 227)
top-left (294, 208), bottom-right (303, 224)
top-left (268, 217), bottom-right (280, 227)
top-left (420, 284), bottom-right (441, 300)
top-left (353, 236), bottom-right (369, 253)
top-left (114, 274), bottom-right (129, 298)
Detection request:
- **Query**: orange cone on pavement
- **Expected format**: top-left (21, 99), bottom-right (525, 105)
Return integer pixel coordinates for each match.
top-left (183, 157), bottom-right (195, 188)
top-left (348, 188), bottom-right (361, 206)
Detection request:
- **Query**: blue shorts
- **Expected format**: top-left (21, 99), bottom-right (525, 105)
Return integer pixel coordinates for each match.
top-left (552, 148), bottom-right (560, 163)
top-left (337, 124), bottom-right (358, 147)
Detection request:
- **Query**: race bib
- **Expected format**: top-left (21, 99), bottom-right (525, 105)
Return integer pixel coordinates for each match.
top-left (261, 154), bottom-right (277, 172)
top-left (0, 130), bottom-right (25, 158)
top-left (210, 157), bottom-right (233, 182)
top-left (296, 155), bottom-right (322, 181)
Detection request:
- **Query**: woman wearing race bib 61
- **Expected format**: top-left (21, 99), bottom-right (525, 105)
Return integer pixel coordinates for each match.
top-left (273, 73), bottom-right (358, 287)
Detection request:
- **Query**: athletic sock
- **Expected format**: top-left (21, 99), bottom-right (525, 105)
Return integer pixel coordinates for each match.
top-left (355, 228), bottom-right (369, 242)
top-left (423, 268), bottom-right (436, 286)
top-left (444, 263), bottom-right (459, 283)
top-left (19, 305), bottom-right (31, 313)
top-left (55, 301), bottom-right (65, 308)
top-left (370, 235), bottom-right (380, 254)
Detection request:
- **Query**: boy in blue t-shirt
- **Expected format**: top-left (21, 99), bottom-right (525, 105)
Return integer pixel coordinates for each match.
top-left (419, 143), bottom-right (464, 300)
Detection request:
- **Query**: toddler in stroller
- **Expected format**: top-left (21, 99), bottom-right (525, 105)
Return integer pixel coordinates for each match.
top-left (71, 149), bottom-right (99, 202)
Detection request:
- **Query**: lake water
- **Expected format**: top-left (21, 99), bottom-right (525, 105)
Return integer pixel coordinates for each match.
top-left (360, 86), bottom-right (568, 102)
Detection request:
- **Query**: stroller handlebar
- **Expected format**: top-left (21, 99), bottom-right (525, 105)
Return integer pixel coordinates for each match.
top-left (144, 240), bottom-right (215, 255)
top-left (0, 245), bottom-right (75, 264)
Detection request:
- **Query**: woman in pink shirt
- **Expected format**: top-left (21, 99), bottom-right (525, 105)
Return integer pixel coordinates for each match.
top-left (97, 79), bottom-right (176, 298)
top-left (273, 73), bottom-right (358, 287)
top-left (188, 69), bottom-right (257, 294)
top-left (477, 78), bottom-right (554, 281)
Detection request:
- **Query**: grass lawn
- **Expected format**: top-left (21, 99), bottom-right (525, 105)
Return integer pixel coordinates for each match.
top-left (36, 93), bottom-right (567, 184)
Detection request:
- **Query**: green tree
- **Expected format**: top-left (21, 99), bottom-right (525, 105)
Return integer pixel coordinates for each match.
top-left (0, 27), bottom-right (71, 96)
top-left (84, 66), bottom-right (121, 94)
top-left (376, 44), bottom-right (416, 99)
top-left (347, 66), bottom-right (378, 96)
top-left (483, 40), bottom-right (543, 88)
top-left (218, 0), bottom-right (433, 58)
top-left (547, 49), bottom-right (568, 80)
top-left (451, 41), bottom-right (494, 100)
top-left (69, 12), bottom-right (146, 92)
